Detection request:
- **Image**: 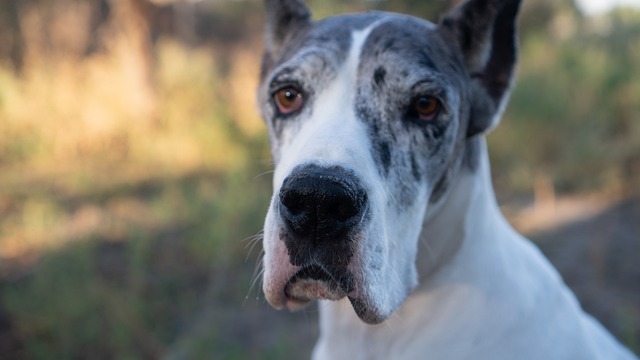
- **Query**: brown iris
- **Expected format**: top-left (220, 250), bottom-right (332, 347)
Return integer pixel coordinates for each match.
top-left (412, 96), bottom-right (440, 121)
top-left (274, 86), bottom-right (304, 114)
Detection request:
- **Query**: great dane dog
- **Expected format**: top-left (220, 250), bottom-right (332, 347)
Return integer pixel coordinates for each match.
top-left (256, 0), bottom-right (638, 358)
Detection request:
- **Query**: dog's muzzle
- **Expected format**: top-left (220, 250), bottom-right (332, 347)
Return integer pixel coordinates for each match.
top-left (274, 164), bottom-right (368, 306)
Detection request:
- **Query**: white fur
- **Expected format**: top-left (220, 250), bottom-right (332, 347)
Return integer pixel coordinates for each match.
top-left (312, 139), bottom-right (636, 360)
top-left (262, 25), bottom-right (637, 359)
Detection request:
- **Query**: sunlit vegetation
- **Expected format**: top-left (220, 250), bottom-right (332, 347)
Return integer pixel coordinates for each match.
top-left (0, 0), bottom-right (638, 358)
top-left (492, 3), bottom-right (640, 198)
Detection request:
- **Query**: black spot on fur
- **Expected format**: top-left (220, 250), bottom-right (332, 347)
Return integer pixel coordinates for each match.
top-left (378, 141), bottom-right (391, 175)
top-left (427, 122), bottom-right (446, 140)
top-left (418, 50), bottom-right (437, 71)
top-left (356, 100), bottom-right (393, 176)
top-left (411, 155), bottom-right (422, 181)
top-left (383, 38), bottom-right (396, 52)
top-left (373, 67), bottom-right (386, 87)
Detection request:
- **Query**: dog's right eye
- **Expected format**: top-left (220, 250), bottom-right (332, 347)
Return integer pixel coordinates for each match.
top-left (274, 86), bottom-right (304, 115)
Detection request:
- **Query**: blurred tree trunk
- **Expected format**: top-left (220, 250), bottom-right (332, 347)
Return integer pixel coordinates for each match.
top-left (106, 0), bottom-right (157, 117)
top-left (109, 0), bottom-right (153, 78)
top-left (0, 1), bottom-right (25, 71)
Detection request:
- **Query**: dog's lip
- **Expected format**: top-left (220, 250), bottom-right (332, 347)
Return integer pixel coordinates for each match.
top-left (283, 265), bottom-right (348, 308)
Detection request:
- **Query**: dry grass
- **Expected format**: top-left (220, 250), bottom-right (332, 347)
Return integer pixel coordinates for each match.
top-left (0, 2), bottom-right (638, 358)
top-left (0, 11), bottom-right (266, 263)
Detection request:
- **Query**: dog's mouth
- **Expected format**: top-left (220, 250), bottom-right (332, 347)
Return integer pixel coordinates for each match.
top-left (262, 221), bottom-right (401, 325)
top-left (282, 265), bottom-right (388, 324)
top-left (284, 265), bottom-right (348, 309)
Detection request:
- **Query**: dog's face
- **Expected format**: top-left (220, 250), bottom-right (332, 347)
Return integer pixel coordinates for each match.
top-left (258, 0), bottom-right (520, 324)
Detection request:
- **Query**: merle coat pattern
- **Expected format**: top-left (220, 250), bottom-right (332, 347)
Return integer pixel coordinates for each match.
top-left (256, 0), bottom-right (638, 359)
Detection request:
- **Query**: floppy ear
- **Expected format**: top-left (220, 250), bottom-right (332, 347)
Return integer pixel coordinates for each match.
top-left (262, 0), bottom-right (312, 74)
top-left (439, 0), bottom-right (522, 137)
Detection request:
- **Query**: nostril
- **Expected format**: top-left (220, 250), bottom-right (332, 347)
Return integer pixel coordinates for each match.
top-left (328, 196), bottom-right (360, 222)
top-left (281, 190), bottom-right (306, 215)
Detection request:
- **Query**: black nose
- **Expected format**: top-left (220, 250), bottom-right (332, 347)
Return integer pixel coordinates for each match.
top-left (279, 165), bottom-right (367, 240)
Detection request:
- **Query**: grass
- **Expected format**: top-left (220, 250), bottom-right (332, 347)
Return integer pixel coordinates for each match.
top-left (0, 2), bottom-right (638, 358)
top-left (0, 20), bottom-right (284, 357)
top-left (1, 167), bottom-right (280, 359)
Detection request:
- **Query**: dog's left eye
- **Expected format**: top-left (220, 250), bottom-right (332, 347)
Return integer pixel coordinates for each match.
top-left (274, 86), bottom-right (304, 115)
top-left (411, 96), bottom-right (441, 121)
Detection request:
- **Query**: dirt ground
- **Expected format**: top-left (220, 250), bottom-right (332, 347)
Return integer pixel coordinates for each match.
top-left (530, 195), bottom-right (640, 352)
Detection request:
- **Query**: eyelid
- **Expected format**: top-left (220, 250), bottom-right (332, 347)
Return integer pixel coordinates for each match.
top-left (269, 80), bottom-right (291, 93)
top-left (269, 77), bottom-right (305, 95)
top-left (268, 68), bottom-right (302, 90)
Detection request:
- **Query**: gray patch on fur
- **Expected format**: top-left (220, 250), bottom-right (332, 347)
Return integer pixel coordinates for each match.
top-left (260, 7), bottom-right (520, 208)
top-left (354, 16), bottom-right (470, 208)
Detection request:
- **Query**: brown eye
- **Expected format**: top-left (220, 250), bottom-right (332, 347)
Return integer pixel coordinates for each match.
top-left (274, 86), bottom-right (304, 114)
top-left (412, 96), bottom-right (440, 121)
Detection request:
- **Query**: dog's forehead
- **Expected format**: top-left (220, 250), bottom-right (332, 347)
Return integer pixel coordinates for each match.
top-left (271, 12), bottom-right (464, 88)
top-left (359, 19), bottom-right (465, 82)
top-left (270, 13), bottom-right (383, 78)
top-left (302, 13), bottom-right (383, 54)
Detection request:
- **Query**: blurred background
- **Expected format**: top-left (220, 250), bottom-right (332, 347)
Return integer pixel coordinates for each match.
top-left (0, 0), bottom-right (638, 358)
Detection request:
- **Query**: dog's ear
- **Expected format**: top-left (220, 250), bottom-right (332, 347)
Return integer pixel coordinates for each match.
top-left (262, 0), bottom-right (312, 73)
top-left (439, 0), bottom-right (522, 137)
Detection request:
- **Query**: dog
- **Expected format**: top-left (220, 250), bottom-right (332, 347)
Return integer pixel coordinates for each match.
top-left (256, 0), bottom-right (638, 358)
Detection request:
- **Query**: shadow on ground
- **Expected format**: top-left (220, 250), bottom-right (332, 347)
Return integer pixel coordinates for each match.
top-left (0, 192), bottom-right (638, 359)
top-left (532, 196), bottom-right (640, 352)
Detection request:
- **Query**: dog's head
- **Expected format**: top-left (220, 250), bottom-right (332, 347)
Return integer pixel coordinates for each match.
top-left (258, 0), bottom-right (521, 324)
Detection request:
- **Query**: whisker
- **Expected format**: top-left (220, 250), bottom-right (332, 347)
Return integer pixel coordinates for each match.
top-left (244, 250), bottom-right (266, 305)
top-left (245, 237), bottom-right (263, 262)
top-left (253, 169), bottom-right (275, 180)
top-left (260, 158), bottom-right (274, 165)
top-left (241, 230), bottom-right (263, 244)
top-left (243, 230), bottom-right (264, 262)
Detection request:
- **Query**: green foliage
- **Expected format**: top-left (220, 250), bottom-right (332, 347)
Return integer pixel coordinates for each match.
top-left (0, 4), bottom-right (278, 356)
top-left (0, 1), bottom-right (639, 358)
top-left (489, 7), bottom-right (640, 196)
top-left (2, 166), bottom-right (277, 359)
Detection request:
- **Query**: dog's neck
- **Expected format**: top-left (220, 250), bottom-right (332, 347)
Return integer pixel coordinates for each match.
top-left (415, 136), bottom-right (511, 287)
